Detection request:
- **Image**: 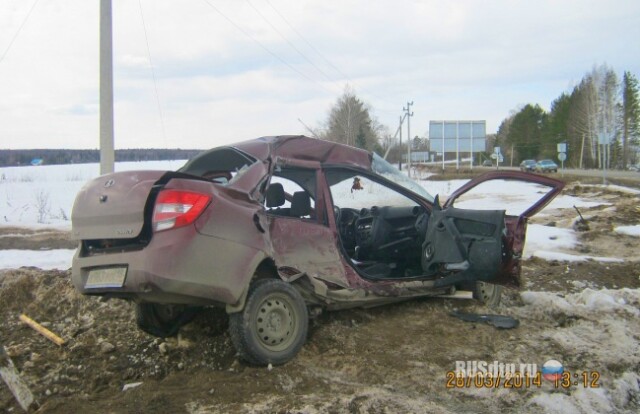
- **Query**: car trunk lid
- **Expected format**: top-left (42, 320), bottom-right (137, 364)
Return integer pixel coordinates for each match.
top-left (71, 170), bottom-right (167, 240)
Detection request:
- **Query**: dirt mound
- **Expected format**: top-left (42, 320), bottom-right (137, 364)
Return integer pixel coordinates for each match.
top-left (0, 269), bottom-right (236, 413)
top-left (0, 228), bottom-right (76, 250)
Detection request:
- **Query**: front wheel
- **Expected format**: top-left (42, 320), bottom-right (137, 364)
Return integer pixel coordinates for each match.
top-left (229, 279), bottom-right (308, 366)
top-left (472, 281), bottom-right (502, 308)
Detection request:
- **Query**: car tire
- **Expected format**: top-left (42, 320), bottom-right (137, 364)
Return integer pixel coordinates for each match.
top-left (135, 303), bottom-right (199, 338)
top-left (229, 279), bottom-right (308, 366)
top-left (472, 281), bottom-right (502, 308)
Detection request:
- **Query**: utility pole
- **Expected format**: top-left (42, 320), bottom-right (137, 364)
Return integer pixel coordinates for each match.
top-left (100, 0), bottom-right (115, 175)
top-left (403, 101), bottom-right (414, 177)
top-left (398, 116), bottom-right (403, 170)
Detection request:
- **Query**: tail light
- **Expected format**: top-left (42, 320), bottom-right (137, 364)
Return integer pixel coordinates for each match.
top-left (152, 189), bottom-right (211, 232)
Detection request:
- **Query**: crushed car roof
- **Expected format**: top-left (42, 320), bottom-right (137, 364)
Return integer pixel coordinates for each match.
top-left (232, 135), bottom-right (373, 170)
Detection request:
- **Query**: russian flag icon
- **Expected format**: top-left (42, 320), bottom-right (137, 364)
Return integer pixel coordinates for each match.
top-left (542, 359), bottom-right (564, 381)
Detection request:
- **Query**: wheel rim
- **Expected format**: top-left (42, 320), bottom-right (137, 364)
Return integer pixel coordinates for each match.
top-left (254, 293), bottom-right (298, 352)
top-left (477, 282), bottom-right (499, 302)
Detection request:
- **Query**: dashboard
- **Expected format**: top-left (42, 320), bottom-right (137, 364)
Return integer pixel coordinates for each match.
top-left (336, 205), bottom-right (428, 260)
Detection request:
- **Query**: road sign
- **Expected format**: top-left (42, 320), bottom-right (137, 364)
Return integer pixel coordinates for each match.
top-left (491, 153), bottom-right (498, 159)
top-left (558, 152), bottom-right (567, 162)
top-left (598, 132), bottom-right (613, 145)
top-left (494, 146), bottom-right (501, 154)
top-left (557, 143), bottom-right (567, 153)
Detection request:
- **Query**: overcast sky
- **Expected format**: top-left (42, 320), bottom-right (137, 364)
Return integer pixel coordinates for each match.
top-left (1, 0), bottom-right (639, 150)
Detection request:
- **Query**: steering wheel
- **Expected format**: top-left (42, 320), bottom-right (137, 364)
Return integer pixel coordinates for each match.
top-left (336, 207), bottom-right (358, 250)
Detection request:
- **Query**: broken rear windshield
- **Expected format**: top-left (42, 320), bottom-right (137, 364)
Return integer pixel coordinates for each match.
top-left (179, 147), bottom-right (257, 185)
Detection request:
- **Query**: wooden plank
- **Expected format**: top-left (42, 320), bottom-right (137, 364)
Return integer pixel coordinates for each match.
top-left (0, 343), bottom-right (35, 412)
top-left (19, 314), bottom-right (65, 346)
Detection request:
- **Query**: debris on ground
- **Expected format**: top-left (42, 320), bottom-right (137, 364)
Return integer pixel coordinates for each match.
top-left (19, 314), bottom-right (66, 346)
top-left (449, 311), bottom-right (520, 329)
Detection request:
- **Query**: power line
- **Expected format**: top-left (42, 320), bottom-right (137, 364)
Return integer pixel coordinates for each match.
top-left (263, 0), bottom-right (399, 113)
top-left (0, 0), bottom-right (41, 65)
top-left (200, 0), bottom-right (334, 96)
top-left (138, 0), bottom-right (167, 145)
top-left (246, 0), bottom-right (336, 85)
top-left (264, 0), bottom-right (349, 81)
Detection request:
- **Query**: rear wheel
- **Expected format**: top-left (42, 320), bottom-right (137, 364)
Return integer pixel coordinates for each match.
top-left (135, 303), bottom-right (199, 337)
top-left (472, 281), bottom-right (502, 308)
top-left (229, 279), bottom-right (308, 366)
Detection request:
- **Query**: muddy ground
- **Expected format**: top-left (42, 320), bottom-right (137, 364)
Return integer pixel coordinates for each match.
top-left (1, 178), bottom-right (639, 413)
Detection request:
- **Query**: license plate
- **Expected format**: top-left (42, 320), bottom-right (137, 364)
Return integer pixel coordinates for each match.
top-left (85, 267), bottom-right (127, 289)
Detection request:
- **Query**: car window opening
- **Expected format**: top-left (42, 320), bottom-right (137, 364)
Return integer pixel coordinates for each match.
top-left (327, 169), bottom-right (429, 280)
top-left (265, 168), bottom-right (317, 221)
top-left (179, 147), bottom-right (257, 185)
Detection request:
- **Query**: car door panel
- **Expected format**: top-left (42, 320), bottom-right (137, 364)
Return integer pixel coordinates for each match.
top-left (433, 171), bottom-right (564, 287)
top-left (268, 216), bottom-right (349, 288)
top-left (422, 207), bottom-right (505, 282)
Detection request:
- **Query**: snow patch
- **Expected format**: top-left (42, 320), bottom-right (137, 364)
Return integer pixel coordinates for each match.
top-left (0, 249), bottom-right (74, 270)
top-left (523, 224), bottom-right (577, 258)
top-left (517, 289), bottom-right (640, 413)
top-left (615, 225), bottom-right (640, 237)
top-left (520, 288), bottom-right (639, 316)
top-left (578, 184), bottom-right (640, 195)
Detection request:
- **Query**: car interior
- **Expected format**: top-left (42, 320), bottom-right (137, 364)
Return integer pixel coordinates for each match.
top-left (263, 166), bottom-right (319, 221)
top-left (265, 183), bottom-right (314, 219)
top-left (264, 166), bottom-right (506, 283)
top-left (335, 204), bottom-right (428, 279)
top-left (325, 169), bottom-right (429, 279)
top-left (328, 169), bottom-right (505, 282)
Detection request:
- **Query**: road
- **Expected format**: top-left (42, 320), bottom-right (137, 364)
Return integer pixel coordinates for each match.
top-left (476, 166), bottom-right (640, 184)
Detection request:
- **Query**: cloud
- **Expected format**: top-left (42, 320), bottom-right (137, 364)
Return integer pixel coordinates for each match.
top-left (0, 0), bottom-right (639, 149)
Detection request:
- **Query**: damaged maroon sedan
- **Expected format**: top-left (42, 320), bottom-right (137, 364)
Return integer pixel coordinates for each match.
top-left (71, 136), bottom-right (564, 365)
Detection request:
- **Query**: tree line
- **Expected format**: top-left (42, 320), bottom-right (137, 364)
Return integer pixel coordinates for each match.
top-left (316, 65), bottom-right (639, 170)
top-left (495, 64), bottom-right (640, 169)
top-left (0, 148), bottom-right (202, 167)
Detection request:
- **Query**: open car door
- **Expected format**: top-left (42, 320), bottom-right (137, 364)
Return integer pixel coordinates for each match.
top-left (422, 171), bottom-right (564, 288)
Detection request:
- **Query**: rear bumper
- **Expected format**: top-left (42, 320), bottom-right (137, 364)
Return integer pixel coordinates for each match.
top-left (72, 225), bottom-right (258, 306)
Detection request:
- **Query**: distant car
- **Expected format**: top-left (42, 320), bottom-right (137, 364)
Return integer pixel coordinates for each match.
top-left (519, 159), bottom-right (537, 172)
top-left (482, 160), bottom-right (493, 167)
top-left (70, 135), bottom-right (564, 365)
top-left (535, 159), bottom-right (558, 173)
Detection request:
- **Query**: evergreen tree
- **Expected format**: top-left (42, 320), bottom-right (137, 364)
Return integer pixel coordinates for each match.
top-left (355, 126), bottom-right (367, 149)
top-left (621, 71), bottom-right (640, 167)
top-left (506, 104), bottom-right (547, 161)
top-left (540, 93), bottom-right (569, 162)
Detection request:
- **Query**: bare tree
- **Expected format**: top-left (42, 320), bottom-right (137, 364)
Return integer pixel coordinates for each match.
top-left (321, 86), bottom-right (382, 152)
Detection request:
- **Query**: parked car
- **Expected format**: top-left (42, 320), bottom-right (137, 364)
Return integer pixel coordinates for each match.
top-left (71, 136), bottom-right (564, 365)
top-left (482, 159), bottom-right (493, 167)
top-left (519, 159), bottom-right (537, 172)
top-left (535, 159), bottom-right (558, 173)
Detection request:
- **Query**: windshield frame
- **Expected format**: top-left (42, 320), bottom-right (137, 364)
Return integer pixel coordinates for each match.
top-left (371, 153), bottom-right (434, 202)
